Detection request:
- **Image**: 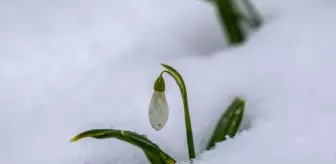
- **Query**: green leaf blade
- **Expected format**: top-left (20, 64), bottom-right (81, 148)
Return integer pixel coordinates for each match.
top-left (70, 129), bottom-right (176, 164)
top-left (70, 129), bottom-right (123, 142)
top-left (145, 151), bottom-right (165, 164)
top-left (226, 101), bottom-right (244, 137)
top-left (206, 97), bottom-right (245, 150)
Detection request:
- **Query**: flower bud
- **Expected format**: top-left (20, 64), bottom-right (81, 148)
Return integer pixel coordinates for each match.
top-left (149, 75), bottom-right (169, 131)
top-left (154, 75), bottom-right (165, 92)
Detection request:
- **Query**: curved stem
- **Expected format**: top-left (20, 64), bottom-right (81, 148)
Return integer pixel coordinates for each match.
top-left (160, 64), bottom-right (196, 160)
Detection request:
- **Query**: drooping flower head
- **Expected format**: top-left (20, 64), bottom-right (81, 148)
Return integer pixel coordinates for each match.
top-left (148, 75), bottom-right (169, 131)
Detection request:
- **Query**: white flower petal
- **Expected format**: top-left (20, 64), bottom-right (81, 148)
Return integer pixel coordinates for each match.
top-left (148, 91), bottom-right (169, 131)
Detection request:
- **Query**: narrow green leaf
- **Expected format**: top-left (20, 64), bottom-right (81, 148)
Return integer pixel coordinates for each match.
top-left (144, 151), bottom-right (176, 164)
top-left (205, 0), bottom-right (262, 28)
top-left (226, 100), bottom-right (244, 137)
top-left (240, 0), bottom-right (262, 28)
top-left (160, 63), bottom-right (196, 160)
top-left (213, 0), bottom-right (246, 44)
top-left (145, 151), bottom-right (165, 164)
top-left (70, 129), bottom-right (176, 164)
top-left (206, 97), bottom-right (245, 150)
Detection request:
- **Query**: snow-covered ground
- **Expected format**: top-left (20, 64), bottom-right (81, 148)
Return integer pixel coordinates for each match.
top-left (1, 0), bottom-right (336, 163)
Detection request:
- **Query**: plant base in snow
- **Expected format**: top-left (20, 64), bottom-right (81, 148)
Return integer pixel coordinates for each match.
top-left (70, 64), bottom-right (246, 164)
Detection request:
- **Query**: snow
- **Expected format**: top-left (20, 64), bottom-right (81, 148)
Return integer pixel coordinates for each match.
top-left (1, 0), bottom-right (336, 164)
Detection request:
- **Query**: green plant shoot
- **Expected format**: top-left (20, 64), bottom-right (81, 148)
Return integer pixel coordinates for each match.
top-left (70, 64), bottom-right (247, 164)
top-left (207, 97), bottom-right (245, 150)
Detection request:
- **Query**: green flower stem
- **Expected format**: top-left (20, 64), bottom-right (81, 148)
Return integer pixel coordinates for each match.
top-left (160, 64), bottom-right (196, 160)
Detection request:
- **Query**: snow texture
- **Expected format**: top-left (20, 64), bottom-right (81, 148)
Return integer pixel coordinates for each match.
top-left (1, 0), bottom-right (336, 164)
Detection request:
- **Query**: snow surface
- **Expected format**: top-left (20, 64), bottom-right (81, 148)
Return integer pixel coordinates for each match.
top-left (1, 0), bottom-right (336, 164)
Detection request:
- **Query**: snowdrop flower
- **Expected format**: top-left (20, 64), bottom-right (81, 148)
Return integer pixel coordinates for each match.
top-left (148, 75), bottom-right (169, 131)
